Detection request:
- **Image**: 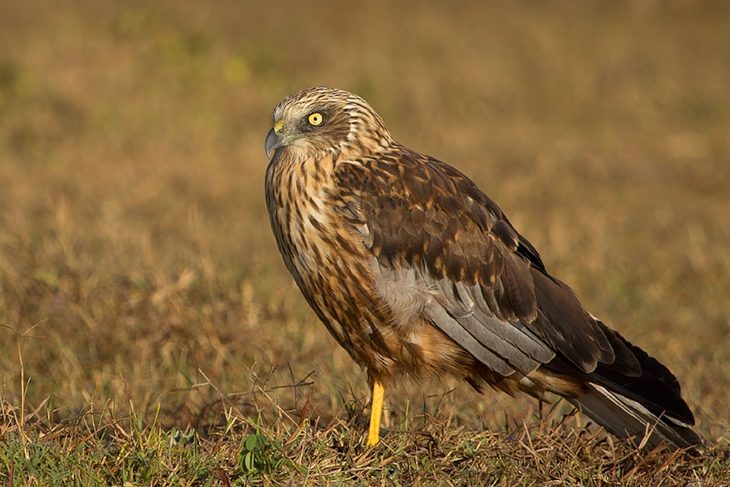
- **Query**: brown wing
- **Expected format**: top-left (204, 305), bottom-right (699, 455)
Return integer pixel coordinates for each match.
top-left (335, 146), bottom-right (640, 378)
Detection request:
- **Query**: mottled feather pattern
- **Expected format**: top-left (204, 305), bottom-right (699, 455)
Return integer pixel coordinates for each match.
top-left (336, 149), bottom-right (620, 376)
top-left (265, 87), bottom-right (702, 450)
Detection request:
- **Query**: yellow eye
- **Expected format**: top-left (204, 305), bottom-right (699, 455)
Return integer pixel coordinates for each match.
top-left (307, 112), bottom-right (324, 126)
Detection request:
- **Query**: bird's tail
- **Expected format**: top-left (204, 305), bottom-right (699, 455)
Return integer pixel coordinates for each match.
top-left (567, 382), bottom-right (703, 452)
top-left (538, 320), bottom-right (704, 452)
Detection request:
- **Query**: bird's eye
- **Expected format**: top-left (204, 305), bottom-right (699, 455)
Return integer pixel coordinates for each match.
top-left (307, 112), bottom-right (324, 126)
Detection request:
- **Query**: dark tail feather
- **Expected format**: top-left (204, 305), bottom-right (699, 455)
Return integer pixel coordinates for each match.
top-left (549, 322), bottom-right (703, 451)
top-left (569, 382), bottom-right (703, 452)
top-left (590, 321), bottom-right (696, 426)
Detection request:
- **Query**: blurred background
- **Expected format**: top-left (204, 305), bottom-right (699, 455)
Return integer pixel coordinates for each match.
top-left (0, 0), bottom-right (728, 443)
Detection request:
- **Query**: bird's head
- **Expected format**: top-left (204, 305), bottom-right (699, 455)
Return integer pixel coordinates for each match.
top-left (265, 87), bottom-right (392, 161)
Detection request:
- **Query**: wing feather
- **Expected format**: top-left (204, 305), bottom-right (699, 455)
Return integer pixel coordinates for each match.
top-left (456, 282), bottom-right (555, 364)
top-left (424, 304), bottom-right (515, 376)
top-left (434, 278), bottom-right (542, 373)
top-left (335, 148), bottom-right (634, 376)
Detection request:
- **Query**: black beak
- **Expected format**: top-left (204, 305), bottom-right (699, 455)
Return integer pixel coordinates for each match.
top-left (265, 128), bottom-right (284, 159)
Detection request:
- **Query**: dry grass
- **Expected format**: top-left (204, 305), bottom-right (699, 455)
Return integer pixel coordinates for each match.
top-left (0, 0), bottom-right (729, 484)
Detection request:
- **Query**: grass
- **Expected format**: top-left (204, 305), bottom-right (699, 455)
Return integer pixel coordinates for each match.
top-left (0, 0), bottom-right (729, 484)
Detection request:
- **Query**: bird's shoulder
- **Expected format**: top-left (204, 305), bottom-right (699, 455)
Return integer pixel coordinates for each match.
top-left (333, 145), bottom-right (546, 278)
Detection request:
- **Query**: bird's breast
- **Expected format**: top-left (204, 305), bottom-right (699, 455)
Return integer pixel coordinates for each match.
top-left (266, 156), bottom-right (355, 274)
top-left (265, 155), bottom-right (381, 359)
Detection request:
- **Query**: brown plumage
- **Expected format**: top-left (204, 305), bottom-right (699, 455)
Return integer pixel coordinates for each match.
top-left (264, 86), bottom-right (702, 451)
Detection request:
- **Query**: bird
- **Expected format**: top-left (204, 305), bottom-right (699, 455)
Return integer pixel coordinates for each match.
top-left (263, 86), bottom-right (702, 452)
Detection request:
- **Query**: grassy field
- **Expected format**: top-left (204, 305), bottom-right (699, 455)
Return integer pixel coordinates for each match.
top-left (1, 0), bottom-right (729, 484)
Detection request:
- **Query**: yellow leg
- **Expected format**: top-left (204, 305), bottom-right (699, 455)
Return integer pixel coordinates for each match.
top-left (366, 380), bottom-right (384, 446)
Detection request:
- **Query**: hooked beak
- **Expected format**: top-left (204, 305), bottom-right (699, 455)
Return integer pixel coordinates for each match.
top-left (265, 120), bottom-right (286, 159)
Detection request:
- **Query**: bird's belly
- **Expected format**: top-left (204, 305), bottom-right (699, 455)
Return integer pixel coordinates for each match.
top-left (282, 230), bottom-right (476, 380)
